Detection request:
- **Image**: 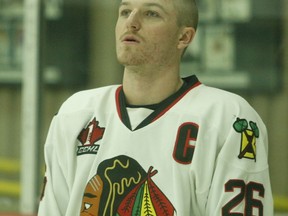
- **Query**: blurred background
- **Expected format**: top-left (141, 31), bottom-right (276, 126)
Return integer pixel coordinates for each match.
top-left (0, 0), bottom-right (287, 215)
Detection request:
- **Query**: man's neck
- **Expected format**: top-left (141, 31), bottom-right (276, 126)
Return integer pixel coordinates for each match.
top-left (122, 65), bottom-right (183, 106)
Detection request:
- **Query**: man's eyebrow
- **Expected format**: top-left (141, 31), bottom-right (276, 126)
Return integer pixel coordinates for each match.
top-left (119, 1), bottom-right (169, 14)
top-left (84, 193), bottom-right (97, 198)
top-left (143, 3), bottom-right (168, 14)
top-left (119, 1), bottom-right (129, 7)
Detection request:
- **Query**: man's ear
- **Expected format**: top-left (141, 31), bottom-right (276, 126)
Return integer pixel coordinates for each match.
top-left (177, 27), bottom-right (196, 50)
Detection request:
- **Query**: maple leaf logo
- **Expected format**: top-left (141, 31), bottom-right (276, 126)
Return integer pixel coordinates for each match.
top-left (77, 118), bottom-right (105, 146)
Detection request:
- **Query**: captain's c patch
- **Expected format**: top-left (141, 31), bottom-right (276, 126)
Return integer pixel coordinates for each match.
top-left (233, 118), bottom-right (259, 162)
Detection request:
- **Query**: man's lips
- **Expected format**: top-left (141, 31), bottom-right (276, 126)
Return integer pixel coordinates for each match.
top-left (121, 34), bottom-right (141, 43)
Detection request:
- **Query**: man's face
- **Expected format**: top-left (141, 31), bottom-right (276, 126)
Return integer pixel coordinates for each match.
top-left (80, 175), bottom-right (103, 216)
top-left (115, 0), bottom-right (182, 67)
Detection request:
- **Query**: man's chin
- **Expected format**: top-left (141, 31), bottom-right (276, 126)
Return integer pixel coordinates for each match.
top-left (117, 57), bottom-right (145, 67)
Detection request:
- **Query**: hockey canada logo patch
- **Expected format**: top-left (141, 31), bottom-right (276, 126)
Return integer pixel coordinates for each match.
top-left (233, 118), bottom-right (259, 162)
top-left (77, 117), bottom-right (105, 156)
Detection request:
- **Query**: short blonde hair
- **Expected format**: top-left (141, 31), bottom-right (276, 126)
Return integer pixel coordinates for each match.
top-left (174, 0), bottom-right (199, 30)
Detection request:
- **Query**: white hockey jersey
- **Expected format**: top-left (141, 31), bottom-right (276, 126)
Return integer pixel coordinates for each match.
top-left (38, 75), bottom-right (273, 216)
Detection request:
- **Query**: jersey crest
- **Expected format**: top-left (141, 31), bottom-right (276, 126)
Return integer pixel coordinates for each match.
top-left (80, 155), bottom-right (176, 216)
top-left (233, 118), bottom-right (259, 162)
top-left (77, 117), bottom-right (105, 156)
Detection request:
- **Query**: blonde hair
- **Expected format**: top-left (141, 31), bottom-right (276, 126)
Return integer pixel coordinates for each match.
top-left (174, 0), bottom-right (199, 30)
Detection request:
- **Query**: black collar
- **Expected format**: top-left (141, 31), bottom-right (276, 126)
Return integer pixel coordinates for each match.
top-left (115, 75), bottom-right (201, 131)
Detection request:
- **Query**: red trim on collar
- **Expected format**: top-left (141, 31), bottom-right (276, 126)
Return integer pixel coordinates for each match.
top-left (151, 81), bottom-right (201, 123)
top-left (115, 86), bottom-right (123, 121)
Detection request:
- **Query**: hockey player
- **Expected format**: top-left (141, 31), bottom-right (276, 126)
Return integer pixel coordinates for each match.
top-left (38, 0), bottom-right (273, 215)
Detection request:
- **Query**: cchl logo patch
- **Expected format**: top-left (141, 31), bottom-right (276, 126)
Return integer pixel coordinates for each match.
top-left (77, 117), bottom-right (105, 156)
top-left (233, 118), bottom-right (259, 162)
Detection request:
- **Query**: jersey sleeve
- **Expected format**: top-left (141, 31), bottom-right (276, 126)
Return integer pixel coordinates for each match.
top-left (37, 116), bottom-right (70, 215)
top-left (205, 114), bottom-right (273, 215)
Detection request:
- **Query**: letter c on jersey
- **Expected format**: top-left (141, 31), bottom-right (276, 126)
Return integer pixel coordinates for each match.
top-left (173, 122), bottom-right (199, 164)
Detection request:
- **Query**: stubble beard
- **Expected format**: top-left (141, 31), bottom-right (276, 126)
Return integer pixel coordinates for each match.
top-left (116, 43), bottom-right (174, 68)
top-left (116, 45), bottom-right (149, 66)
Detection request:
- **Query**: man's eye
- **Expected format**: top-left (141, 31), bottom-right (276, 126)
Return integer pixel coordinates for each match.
top-left (84, 202), bottom-right (92, 210)
top-left (145, 11), bottom-right (160, 18)
top-left (120, 9), bottom-right (131, 17)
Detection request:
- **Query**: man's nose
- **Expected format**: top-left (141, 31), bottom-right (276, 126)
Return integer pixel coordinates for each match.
top-left (126, 10), bottom-right (141, 31)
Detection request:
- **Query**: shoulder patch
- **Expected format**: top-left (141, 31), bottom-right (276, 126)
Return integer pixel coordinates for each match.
top-left (233, 118), bottom-right (259, 162)
top-left (77, 117), bottom-right (105, 156)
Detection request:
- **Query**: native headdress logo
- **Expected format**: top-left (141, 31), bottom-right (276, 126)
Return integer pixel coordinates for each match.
top-left (80, 155), bottom-right (176, 216)
top-left (233, 118), bottom-right (259, 162)
top-left (117, 166), bottom-right (175, 216)
top-left (77, 117), bottom-right (105, 156)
